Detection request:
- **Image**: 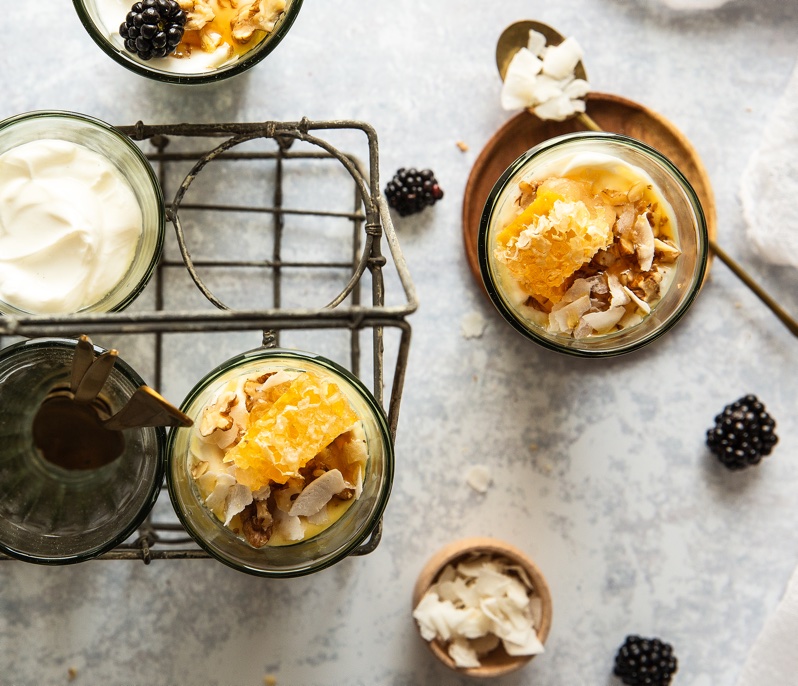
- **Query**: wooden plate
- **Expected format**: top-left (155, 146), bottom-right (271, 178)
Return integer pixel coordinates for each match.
top-left (462, 92), bottom-right (717, 290)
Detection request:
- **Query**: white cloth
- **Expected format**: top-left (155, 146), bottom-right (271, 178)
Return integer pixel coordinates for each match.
top-left (737, 565), bottom-right (798, 685)
top-left (656, 0), bottom-right (731, 7)
top-left (741, 61), bottom-right (798, 268)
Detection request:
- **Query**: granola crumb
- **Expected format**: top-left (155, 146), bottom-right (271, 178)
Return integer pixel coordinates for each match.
top-left (264, 676), bottom-right (277, 686)
top-left (67, 667), bottom-right (78, 681)
top-left (456, 140), bottom-right (470, 152)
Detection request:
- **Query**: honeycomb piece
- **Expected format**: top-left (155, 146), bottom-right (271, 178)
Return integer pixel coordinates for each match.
top-left (495, 178), bottom-right (615, 304)
top-left (224, 372), bottom-right (358, 489)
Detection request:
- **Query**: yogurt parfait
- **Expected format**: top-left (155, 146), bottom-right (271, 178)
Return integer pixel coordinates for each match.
top-left (167, 349), bottom-right (393, 577)
top-left (479, 133), bottom-right (708, 356)
top-left (74, 0), bottom-right (303, 83)
top-left (0, 111), bottom-right (164, 316)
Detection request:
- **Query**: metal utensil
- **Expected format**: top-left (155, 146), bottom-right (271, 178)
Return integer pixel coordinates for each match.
top-left (103, 386), bottom-right (193, 431)
top-left (496, 19), bottom-right (601, 132)
top-left (495, 20), bottom-right (798, 337)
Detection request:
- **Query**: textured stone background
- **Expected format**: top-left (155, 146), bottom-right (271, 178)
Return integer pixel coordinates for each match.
top-left (1, 1), bottom-right (797, 684)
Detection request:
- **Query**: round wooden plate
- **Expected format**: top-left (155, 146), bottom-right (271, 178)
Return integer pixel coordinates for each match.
top-left (462, 93), bottom-right (717, 290)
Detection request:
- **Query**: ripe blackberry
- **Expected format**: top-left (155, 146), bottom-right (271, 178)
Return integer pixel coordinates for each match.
top-left (120, 0), bottom-right (186, 60)
top-left (613, 635), bottom-right (677, 686)
top-left (384, 168), bottom-right (444, 217)
top-left (706, 394), bottom-right (778, 470)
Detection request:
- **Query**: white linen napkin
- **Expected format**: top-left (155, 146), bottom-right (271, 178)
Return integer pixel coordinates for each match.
top-left (736, 565), bottom-right (798, 685)
top-left (740, 61), bottom-right (798, 268)
top-left (655, 0), bottom-right (732, 8)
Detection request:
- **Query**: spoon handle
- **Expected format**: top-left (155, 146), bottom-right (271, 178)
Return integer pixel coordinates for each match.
top-left (70, 335), bottom-right (96, 394)
top-left (708, 239), bottom-right (798, 337)
top-left (74, 350), bottom-right (118, 404)
top-left (103, 386), bottom-right (193, 431)
top-left (576, 111), bottom-right (602, 132)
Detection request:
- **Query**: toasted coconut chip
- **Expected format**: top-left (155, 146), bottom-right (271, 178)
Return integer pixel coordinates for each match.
top-left (526, 29), bottom-right (547, 56)
top-left (288, 468), bottom-right (347, 517)
top-left (273, 507), bottom-right (305, 542)
top-left (548, 294), bottom-right (591, 333)
top-left (607, 274), bottom-right (630, 308)
top-left (581, 306), bottom-right (625, 334)
top-left (448, 638), bottom-right (481, 668)
top-left (632, 214), bottom-right (655, 271)
top-left (203, 472), bottom-right (236, 516)
top-left (501, 48), bottom-right (543, 110)
top-left (466, 464), bottom-right (492, 493)
top-left (272, 478), bottom-right (305, 513)
top-left (223, 483), bottom-right (253, 526)
top-left (306, 504), bottom-right (330, 526)
top-left (413, 555), bottom-right (544, 667)
top-left (564, 78), bottom-right (590, 99)
top-left (541, 36), bottom-right (583, 80)
top-left (503, 630), bottom-right (545, 656)
top-left (622, 285), bottom-right (651, 314)
top-left (654, 237), bottom-right (681, 262)
top-left (533, 94), bottom-right (578, 122)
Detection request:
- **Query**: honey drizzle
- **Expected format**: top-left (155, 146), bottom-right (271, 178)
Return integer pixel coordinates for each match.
top-left (173, 1), bottom-right (265, 61)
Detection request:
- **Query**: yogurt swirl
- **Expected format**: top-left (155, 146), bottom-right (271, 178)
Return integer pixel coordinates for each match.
top-left (0, 139), bottom-right (142, 314)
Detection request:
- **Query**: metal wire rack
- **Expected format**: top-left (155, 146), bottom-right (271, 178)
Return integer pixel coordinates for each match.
top-left (0, 118), bottom-right (417, 563)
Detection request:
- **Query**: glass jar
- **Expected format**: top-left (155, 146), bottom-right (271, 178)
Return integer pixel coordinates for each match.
top-left (72, 0), bottom-right (304, 85)
top-left (166, 348), bottom-right (394, 577)
top-left (0, 339), bottom-right (165, 564)
top-left (478, 132), bottom-right (708, 357)
top-left (0, 110), bottom-right (164, 316)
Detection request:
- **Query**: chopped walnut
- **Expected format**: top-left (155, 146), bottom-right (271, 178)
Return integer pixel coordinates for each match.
top-left (232, 0), bottom-right (287, 44)
top-left (181, 0), bottom-right (216, 32)
top-left (241, 501), bottom-right (273, 548)
top-left (199, 391), bottom-right (237, 436)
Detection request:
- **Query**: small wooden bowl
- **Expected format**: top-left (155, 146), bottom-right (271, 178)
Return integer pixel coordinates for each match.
top-left (412, 537), bottom-right (553, 678)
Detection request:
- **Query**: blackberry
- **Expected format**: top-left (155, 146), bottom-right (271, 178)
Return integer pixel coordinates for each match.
top-left (706, 394), bottom-right (778, 470)
top-left (384, 168), bottom-right (444, 217)
top-left (613, 635), bottom-right (677, 686)
top-left (120, 0), bottom-right (186, 60)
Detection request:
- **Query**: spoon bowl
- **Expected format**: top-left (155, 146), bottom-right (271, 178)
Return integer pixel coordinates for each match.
top-left (496, 20), bottom-right (601, 131)
top-left (496, 20), bottom-right (587, 82)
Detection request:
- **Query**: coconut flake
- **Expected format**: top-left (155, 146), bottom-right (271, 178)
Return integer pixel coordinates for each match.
top-left (541, 36), bottom-right (584, 80)
top-left (466, 465), bottom-right (492, 493)
top-left (273, 508), bottom-right (305, 541)
top-left (413, 554), bottom-right (544, 667)
top-left (501, 48), bottom-right (543, 110)
top-left (548, 294), bottom-right (591, 333)
top-left (623, 285), bottom-right (652, 314)
top-left (632, 214), bottom-right (656, 271)
top-left (461, 311), bottom-right (487, 339)
top-left (448, 638), bottom-right (481, 668)
top-left (581, 306), bottom-right (626, 334)
top-left (288, 469), bottom-right (347, 517)
top-left (526, 29), bottom-right (547, 56)
top-left (223, 483), bottom-right (253, 525)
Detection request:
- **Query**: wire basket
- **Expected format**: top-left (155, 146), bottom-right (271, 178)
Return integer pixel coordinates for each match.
top-left (0, 118), bottom-right (417, 562)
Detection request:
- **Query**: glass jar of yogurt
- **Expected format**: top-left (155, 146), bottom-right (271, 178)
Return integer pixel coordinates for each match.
top-left (0, 111), bottom-right (164, 316)
top-left (478, 132), bottom-right (708, 356)
top-left (73, 0), bottom-right (304, 85)
top-left (166, 348), bottom-right (394, 577)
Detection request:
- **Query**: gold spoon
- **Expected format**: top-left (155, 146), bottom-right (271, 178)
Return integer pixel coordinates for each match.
top-left (495, 20), bottom-right (798, 338)
top-left (496, 20), bottom-right (601, 133)
top-left (103, 386), bottom-right (193, 431)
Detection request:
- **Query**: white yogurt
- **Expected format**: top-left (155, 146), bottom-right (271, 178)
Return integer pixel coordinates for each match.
top-left (0, 139), bottom-right (142, 314)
